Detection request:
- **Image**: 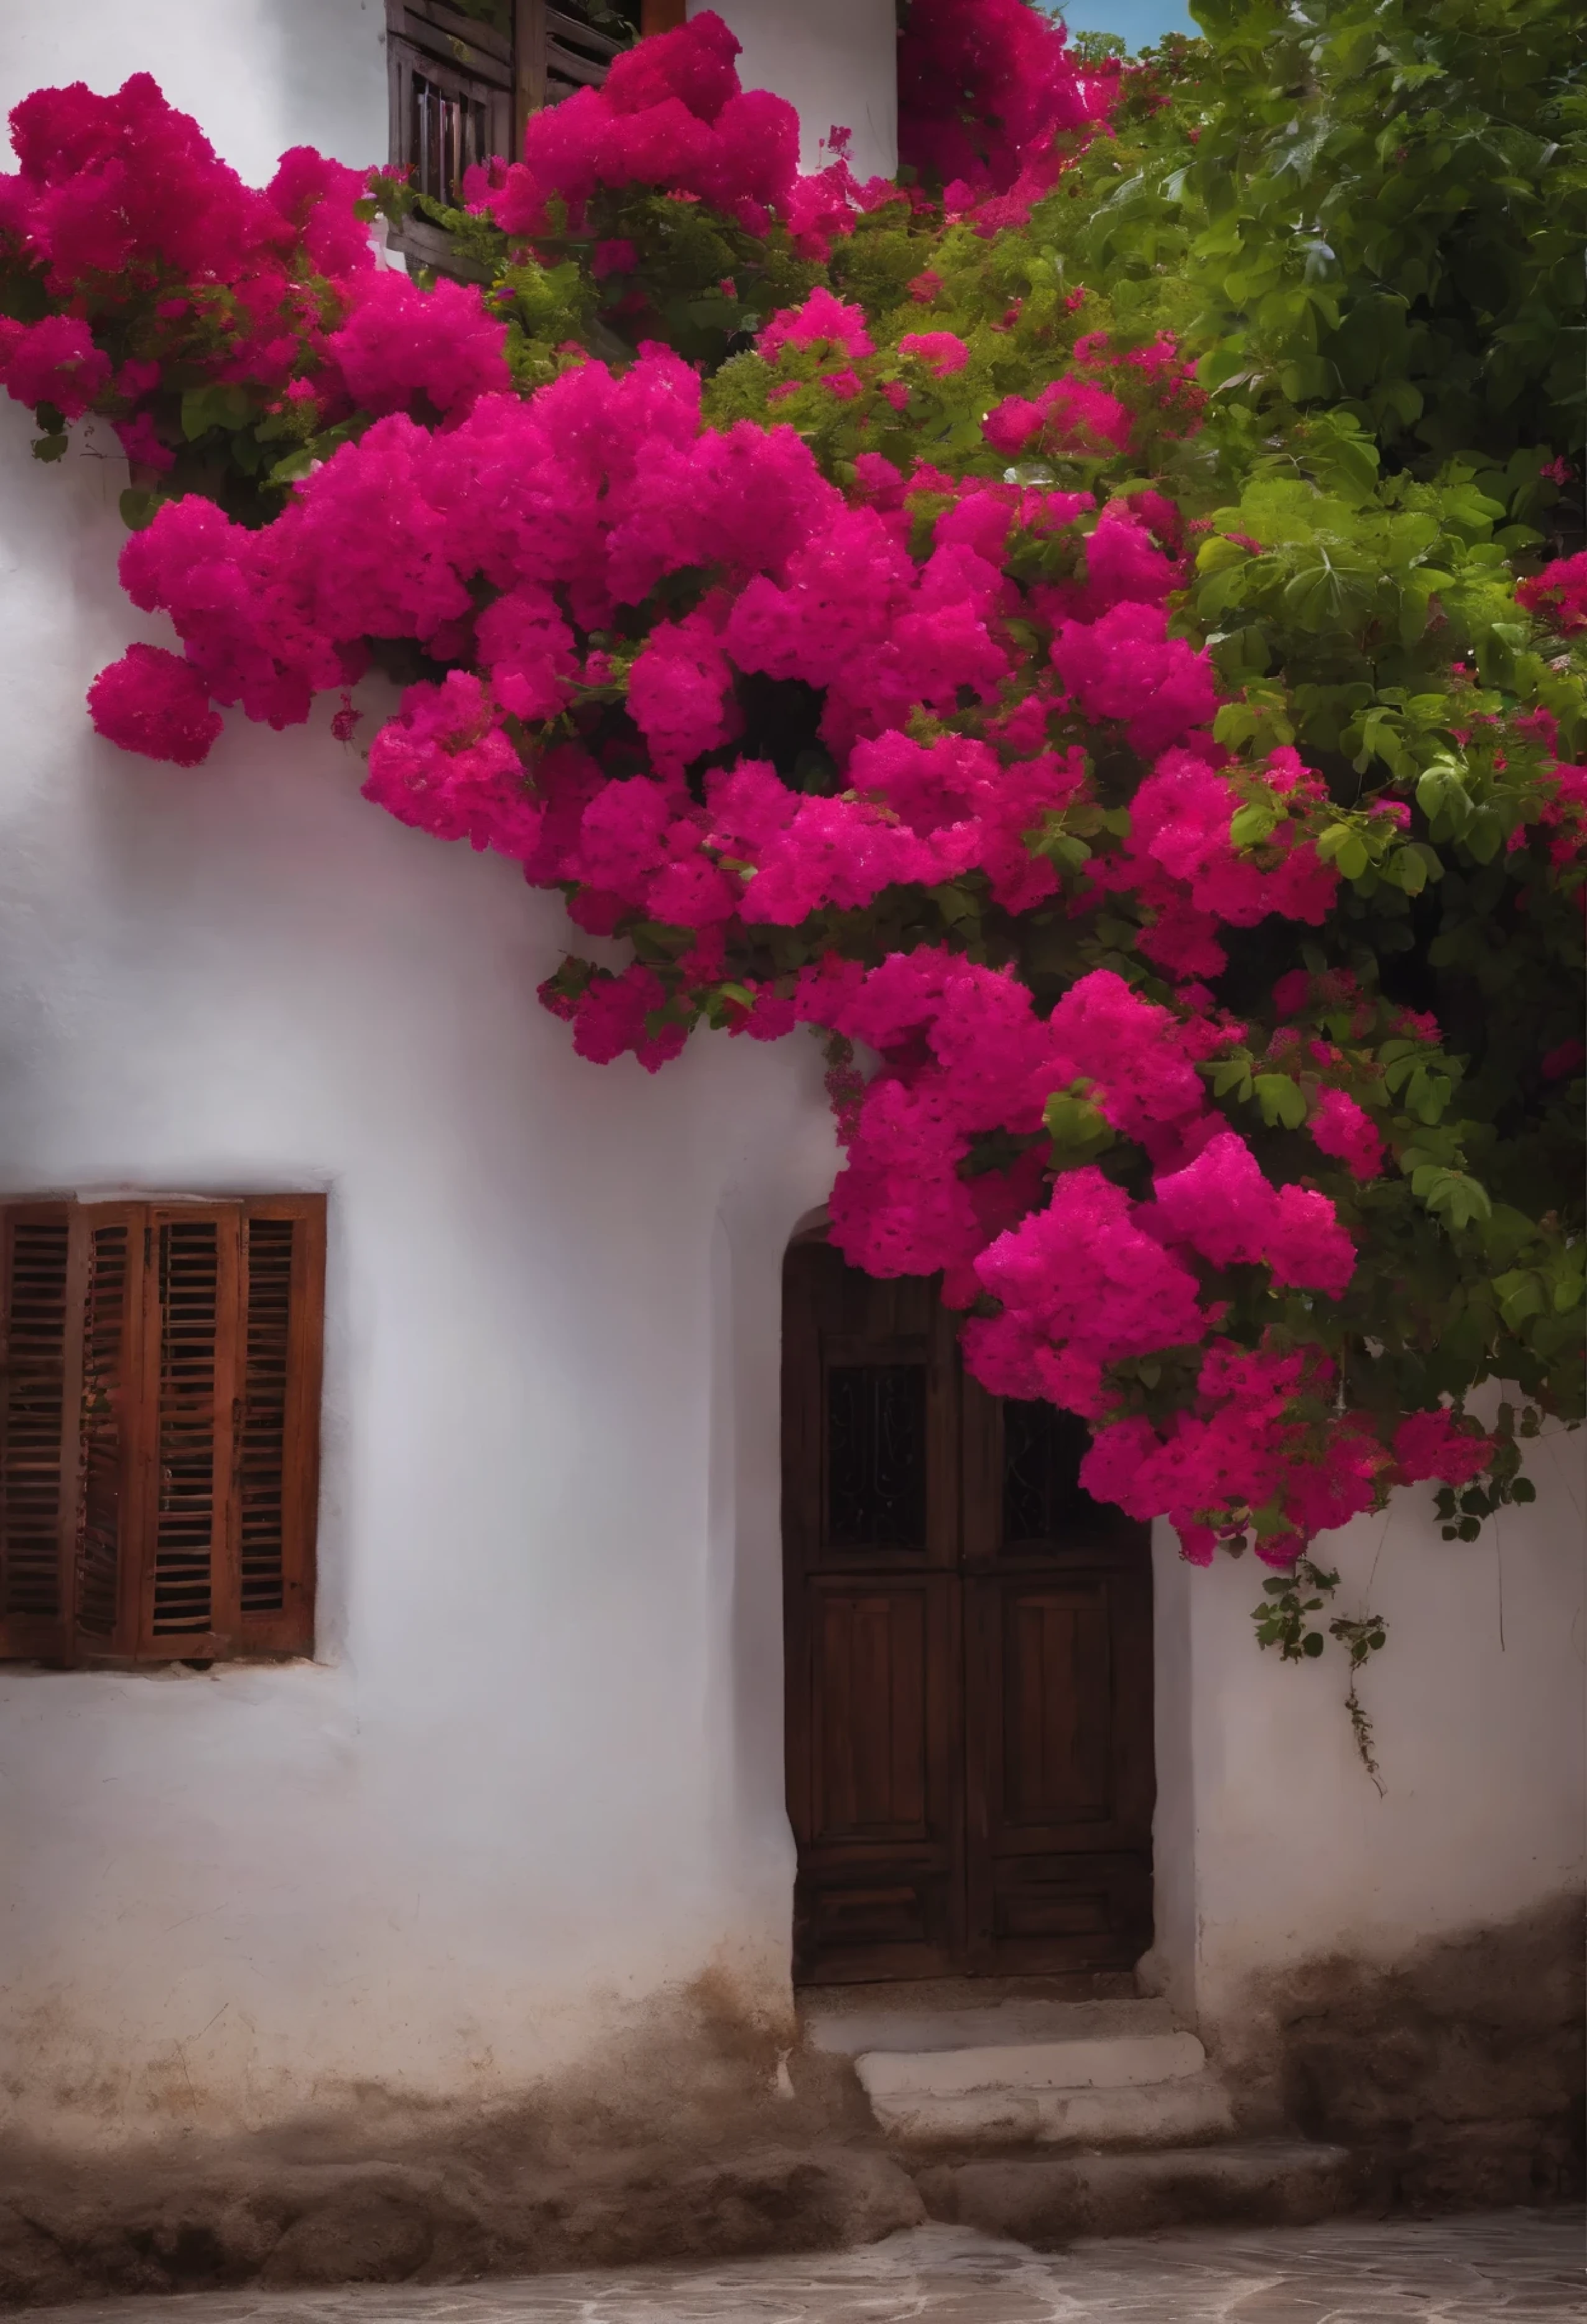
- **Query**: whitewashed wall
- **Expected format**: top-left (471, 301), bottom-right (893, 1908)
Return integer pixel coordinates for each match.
top-left (1148, 1434), bottom-right (1585, 2041)
top-left (692, 0), bottom-right (899, 182)
top-left (0, 0), bottom-right (1578, 2153)
top-left (0, 376), bottom-right (849, 2142)
top-left (0, 1), bottom-right (843, 2144)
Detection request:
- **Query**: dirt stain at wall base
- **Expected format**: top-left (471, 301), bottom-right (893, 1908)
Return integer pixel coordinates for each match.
top-left (1248, 1892), bottom-right (1585, 2210)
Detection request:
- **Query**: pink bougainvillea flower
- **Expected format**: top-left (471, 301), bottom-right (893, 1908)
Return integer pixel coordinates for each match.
top-left (898, 330), bottom-right (970, 374)
top-left (1309, 1089), bottom-right (1385, 1181)
top-left (758, 285), bottom-right (874, 365)
top-left (0, 312), bottom-right (111, 418)
top-left (87, 643), bottom-right (223, 766)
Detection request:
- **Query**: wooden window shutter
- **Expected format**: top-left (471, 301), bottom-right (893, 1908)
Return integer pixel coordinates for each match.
top-left (233, 1197), bottom-right (325, 1658)
top-left (385, 0), bottom-right (644, 263)
top-left (0, 1195), bottom-right (323, 1666)
top-left (0, 1205), bottom-right (85, 1662)
top-left (73, 1203), bottom-right (146, 1657)
top-left (537, 5), bottom-right (632, 110)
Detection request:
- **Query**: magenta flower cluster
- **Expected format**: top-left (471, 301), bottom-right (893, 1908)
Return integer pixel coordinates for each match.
top-left (0, 65), bottom-right (524, 472)
top-left (0, 11), bottom-right (1534, 1576)
top-left (465, 13), bottom-right (808, 244)
top-left (898, 0), bottom-right (1119, 228)
top-left (90, 303), bottom-right (1492, 1559)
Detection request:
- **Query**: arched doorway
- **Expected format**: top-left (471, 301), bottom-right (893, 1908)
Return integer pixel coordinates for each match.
top-left (782, 1237), bottom-right (1155, 1984)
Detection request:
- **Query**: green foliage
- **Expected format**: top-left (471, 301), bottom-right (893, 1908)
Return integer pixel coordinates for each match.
top-left (1254, 1556), bottom-right (1387, 1782)
top-left (1185, 0), bottom-right (1586, 485)
top-left (374, 9), bottom-right (1585, 1533)
top-left (1253, 1557), bottom-right (1344, 1659)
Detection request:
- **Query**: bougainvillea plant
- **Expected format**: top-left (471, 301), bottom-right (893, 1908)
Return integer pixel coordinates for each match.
top-left (1, 0), bottom-right (1581, 1721)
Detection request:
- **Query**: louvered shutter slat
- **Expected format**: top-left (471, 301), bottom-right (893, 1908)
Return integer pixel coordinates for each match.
top-left (239, 1218), bottom-right (294, 1617)
top-left (236, 1197), bottom-right (323, 1657)
top-left (75, 1211), bottom-right (142, 1651)
top-left (1, 1194), bottom-right (322, 1666)
top-left (141, 1209), bottom-right (241, 1655)
top-left (0, 1207), bottom-right (78, 1658)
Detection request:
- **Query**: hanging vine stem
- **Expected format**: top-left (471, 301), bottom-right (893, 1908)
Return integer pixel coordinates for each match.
top-left (1252, 1558), bottom-right (1387, 1788)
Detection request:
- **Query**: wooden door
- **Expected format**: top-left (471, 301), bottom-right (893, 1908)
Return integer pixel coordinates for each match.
top-left (784, 1240), bottom-right (1154, 1984)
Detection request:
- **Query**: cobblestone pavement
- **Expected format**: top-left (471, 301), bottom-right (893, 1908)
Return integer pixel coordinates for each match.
top-left (16, 2211), bottom-right (1582, 2324)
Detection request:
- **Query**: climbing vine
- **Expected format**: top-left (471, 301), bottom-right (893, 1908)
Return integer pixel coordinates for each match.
top-left (1, 0), bottom-right (1581, 1732)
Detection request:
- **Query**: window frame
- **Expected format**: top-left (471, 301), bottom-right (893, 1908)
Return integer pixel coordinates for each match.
top-left (383, 0), bottom-right (662, 268)
top-left (0, 1193), bottom-right (325, 1670)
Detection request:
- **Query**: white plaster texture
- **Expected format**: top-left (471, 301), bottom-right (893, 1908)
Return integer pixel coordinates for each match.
top-left (0, 0), bottom-right (390, 186)
top-left (1144, 1428), bottom-right (1586, 2042)
top-left (0, 0), bottom-right (851, 2147)
top-left (689, 0), bottom-right (899, 181)
top-left (0, 379), bottom-right (844, 2140)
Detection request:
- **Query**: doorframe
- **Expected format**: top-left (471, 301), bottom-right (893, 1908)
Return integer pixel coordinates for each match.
top-left (777, 1227), bottom-right (1157, 1988)
top-left (700, 1071), bottom-right (1197, 2021)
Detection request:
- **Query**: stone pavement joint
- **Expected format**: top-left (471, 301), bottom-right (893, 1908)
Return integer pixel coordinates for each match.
top-left (12, 2206), bottom-right (1581, 2323)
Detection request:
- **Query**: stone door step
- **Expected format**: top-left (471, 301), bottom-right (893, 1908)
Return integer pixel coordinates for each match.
top-left (859, 2027), bottom-right (1206, 2098)
top-left (804, 1992), bottom-right (1176, 2058)
top-left (859, 2061), bottom-right (1233, 2149)
top-left (851, 2018), bottom-right (1233, 2148)
top-left (916, 2137), bottom-right (1358, 2242)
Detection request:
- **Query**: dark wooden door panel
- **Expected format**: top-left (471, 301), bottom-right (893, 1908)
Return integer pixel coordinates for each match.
top-left (783, 1238), bottom-right (1154, 1984)
top-left (812, 1584), bottom-right (930, 1841)
top-left (981, 1851), bottom-right (1154, 1969)
top-left (789, 1570), bottom-right (963, 1982)
top-left (795, 1859), bottom-right (962, 1983)
top-left (996, 1579), bottom-right (1113, 1826)
top-left (968, 1573), bottom-right (1155, 1846)
top-left (965, 1564), bottom-right (1154, 1972)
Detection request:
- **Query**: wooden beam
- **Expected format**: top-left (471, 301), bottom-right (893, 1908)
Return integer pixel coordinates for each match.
top-left (641, 0), bottom-right (687, 32)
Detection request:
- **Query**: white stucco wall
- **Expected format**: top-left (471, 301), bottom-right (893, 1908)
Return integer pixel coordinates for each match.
top-left (1147, 1431), bottom-right (1585, 2040)
top-left (0, 0), bottom-right (860, 2152)
top-left (0, 0), bottom-right (848, 2152)
top-left (692, 0), bottom-right (899, 181)
top-left (0, 381), bottom-right (849, 2142)
top-left (0, 0), bottom-right (1578, 2155)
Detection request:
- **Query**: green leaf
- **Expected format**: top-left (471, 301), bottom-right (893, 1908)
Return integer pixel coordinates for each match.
top-left (1315, 824), bottom-right (1369, 878)
top-left (1229, 802), bottom-right (1278, 848)
top-left (1196, 534), bottom-right (1252, 574)
top-left (1424, 1171), bottom-right (1492, 1231)
top-left (930, 881), bottom-right (981, 927)
top-left (1044, 1088), bottom-right (1117, 1162)
top-left (1493, 1268), bottom-right (1545, 1326)
top-left (1254, 1072), bottom-right (1309, 1130)
top-left (1039, 830), bottom-right (1093, 876)
top-left (180, 383), bottom-right (257, 442)
top-left (1213, 703), bottom-right (1261, 748)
